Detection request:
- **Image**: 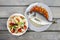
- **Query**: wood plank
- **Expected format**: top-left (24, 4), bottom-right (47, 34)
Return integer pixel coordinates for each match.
top-left (0, 19), bottom-right (7, 30)
top-left (18, 32), bottom-right (59, 40)
top-left (0, 18), bottom-right (60, 31)
top-left (0, 31), bottom-right (59, 40)
top-left (0, 7), bottom-right (26, 17)
top-left (0, 0), bottom-right (60, 6)
top-left (0, 7), bottom-right (60, 18)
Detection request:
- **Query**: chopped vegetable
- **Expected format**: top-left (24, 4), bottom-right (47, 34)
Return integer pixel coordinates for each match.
top-left (9, 23), bottom-right (18, 26)
top-left (18, 28), bottom-right (22, 32)
top-left (13, 26), bottom-right (17, 29)
top-left (24, 25), bottom-right (27, 30)
top-left (11, 29), bottom-right (15, 33)
top-left (20, 22), bottom-right (24, 27)
top-left (9, 23), bottom-right (15, 26)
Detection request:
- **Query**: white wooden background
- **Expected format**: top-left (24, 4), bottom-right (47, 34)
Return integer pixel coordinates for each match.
top-left (0, 0), bottom-right (60, 40)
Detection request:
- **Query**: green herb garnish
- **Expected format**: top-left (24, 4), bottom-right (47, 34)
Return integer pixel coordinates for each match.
top-left (20, 22), bottom-right (24, 27)
top-left (13, 25), bottom-right (17, 29)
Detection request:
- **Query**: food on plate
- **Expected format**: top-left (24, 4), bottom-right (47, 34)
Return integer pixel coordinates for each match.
top-left (29, 17), bottom-right (50, 27)
top-left (29, 17), bottom-right (43, 27)
top-left (7, 14), bottom-right (28, 35)
top-left (29, 5), bottom-right (49, 20)
top-left (25, 3), bottom-right (52, 32)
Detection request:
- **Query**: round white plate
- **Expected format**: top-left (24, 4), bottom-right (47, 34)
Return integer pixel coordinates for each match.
top-left (7, 13), bottom-right (28, 36)
top-left (25, 3), bottom-right (53, 32)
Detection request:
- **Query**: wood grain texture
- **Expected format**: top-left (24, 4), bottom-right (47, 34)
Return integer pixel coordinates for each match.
top-left (0, 7), bottom-right (60, 18)
top-left (0, 31), bottom-right (60, 40)
top-left (0, 0), bottom-right (60, 40)
top-left (0, 0), bottom-right (60, 6)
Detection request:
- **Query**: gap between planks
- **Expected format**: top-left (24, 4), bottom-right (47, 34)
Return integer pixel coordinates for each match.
top-left (0, 0), bottom-right (60, 6)
top-left (0, 7), bottom-right (59, 18)
top-left (0, 5), bottom-right (60, 7)
top-left (0, 18), bottom-right (60, 31)
top-left (0, 31), bottom-right (60, 40)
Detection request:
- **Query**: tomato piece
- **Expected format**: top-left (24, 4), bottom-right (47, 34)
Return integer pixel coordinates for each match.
top-left (9, 23), bottom-right (15, 26)
top-left (24, 25), bottom-right (27, 30)
top-left (11, 29), bottom-right (15, 33)
top-left (18, 28), bottom-right (22, 32)
top-left (9, 23), bottom-right (18, 26)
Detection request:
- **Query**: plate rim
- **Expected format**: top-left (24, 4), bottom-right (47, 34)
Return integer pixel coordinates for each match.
top-left (25, 2), bottom-right (53, 32)
top-left (7, 13), bottom-right (28, 36)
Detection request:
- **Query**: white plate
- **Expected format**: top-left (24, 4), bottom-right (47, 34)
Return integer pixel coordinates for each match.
top-left (7, 13), bottom-right (28, 36)
top-left (25, 3), bottom-right (53, 32)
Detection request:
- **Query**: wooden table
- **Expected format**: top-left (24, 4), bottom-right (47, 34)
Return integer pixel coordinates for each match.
top-left (0, 0), bottom-right (60, 40)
